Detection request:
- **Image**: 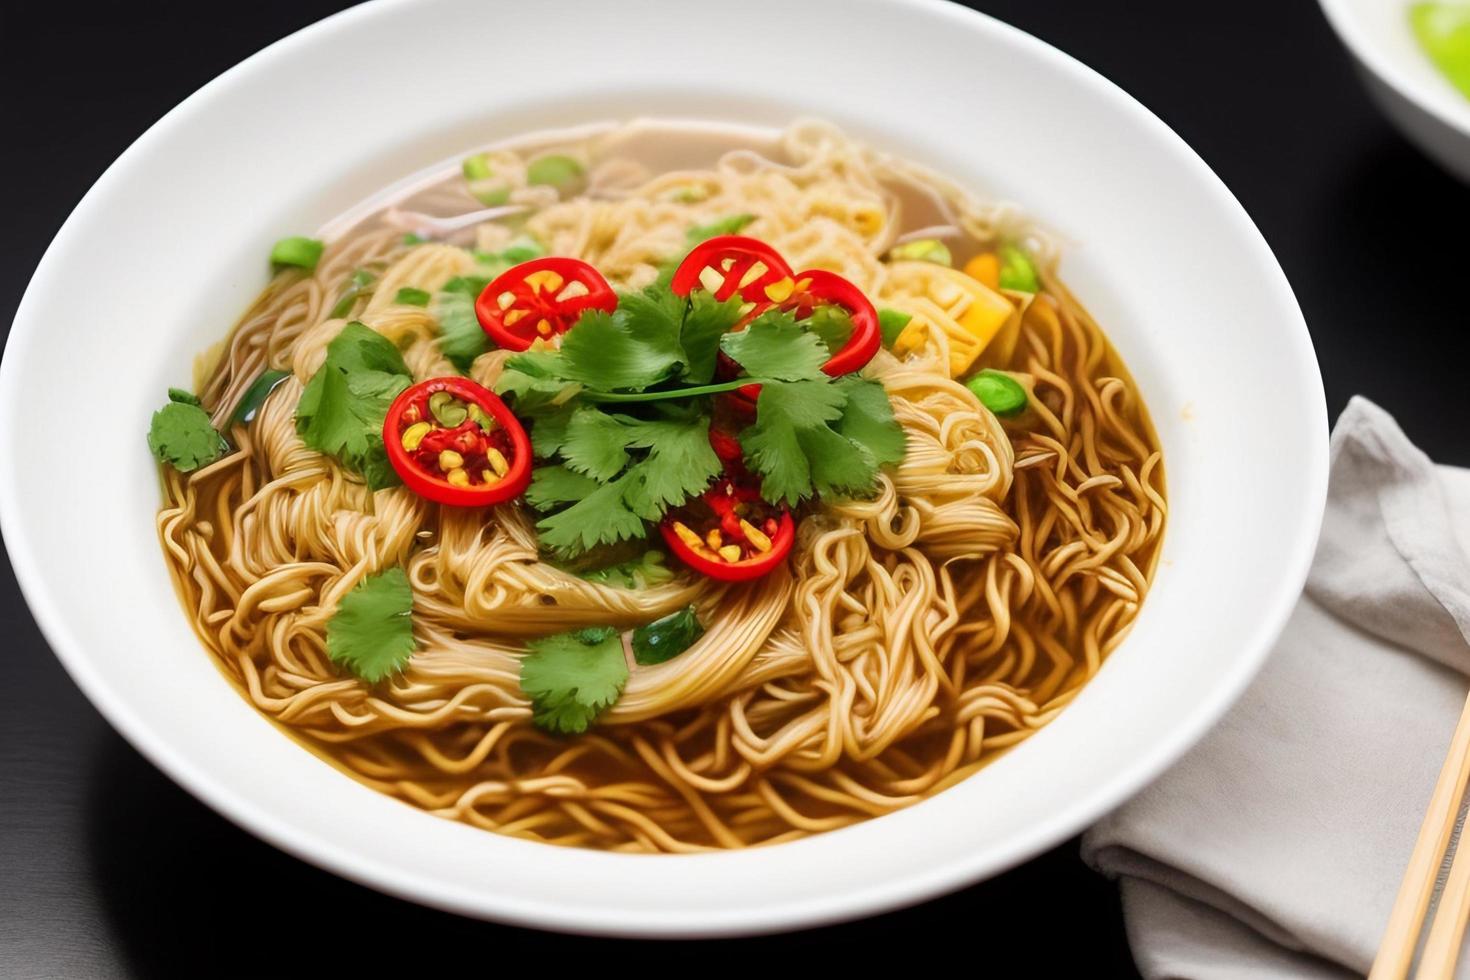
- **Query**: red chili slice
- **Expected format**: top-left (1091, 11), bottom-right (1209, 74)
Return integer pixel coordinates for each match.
top-left (788, 269), bottom-right (881, 377)
top-left (724, 266), bottom-right (884, 407)
top-left (670, 236), bottom-right (794, 307)
top-left (660, 478), bottom-right (794, 582)
top-left (383, 377), bottom-right (531, 507)
top-left (475, 257), bottom-right (617, 352)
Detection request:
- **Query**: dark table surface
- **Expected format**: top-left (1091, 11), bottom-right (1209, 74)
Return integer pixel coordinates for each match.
top-left (4, 1), bottom-right (1468, 976)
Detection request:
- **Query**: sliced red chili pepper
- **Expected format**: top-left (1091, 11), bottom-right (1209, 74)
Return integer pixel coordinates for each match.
top-left (670, 236), bottom-right (794, 307)
top-left (475, 257), bottom-right (617, 352)
top-left (383, 377), bottom-right (531, 507)
top-left (787, 269), bottom-right (881, 377)
top-left (660, 478), bottom-right (794, 582)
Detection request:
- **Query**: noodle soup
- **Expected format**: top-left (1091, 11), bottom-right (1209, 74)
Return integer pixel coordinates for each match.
top-left (149, 120), bottom-right (1164, 852)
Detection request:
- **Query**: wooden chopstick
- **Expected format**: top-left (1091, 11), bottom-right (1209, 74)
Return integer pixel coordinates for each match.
top-left (1371, 689), bottom-right (1470, 980)
top-left (1420, 806), bottom-right (1470, 979)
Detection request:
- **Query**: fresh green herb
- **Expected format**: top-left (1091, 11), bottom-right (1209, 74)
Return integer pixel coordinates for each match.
top-left (1412, 3), bottom-right (1470, 100)
top-left (739, 375), bottom-right (904, 507)
top-left (997, 244), bottom-right (1039, 292)
top-left (526, 154), bottom-right (585, 194)
top-left (578, 550), bottom-right (676, 590)
top-left (295, 322), bottom-right (412, 489)
top-left (890, 238), bottom-right (952, 266)
top-left (394, 287), bottom-right (431, 307)
top-left (686, 213), bottom-right (755, 244)
top-left (330, 268), bottom-right (376, 319)
top-left (495, 277), bottom-right (906, 549)
top-left (966, 369), bottom-right (1028, 418)
top-left (228, 368), bottom-right (291, 429)
top-left (270, 236), bottom-right (325, 272)
top-left (325, 567), bottom-right (416, 683)
top-left (519, 626), bottom-right (629, 734)
top-left (472, 234), bottom-right (546, 269)
top-left (431, 237), bottom-right (547, 370)
top-left (631, 605), bottom-right (704, 665)
top-left (528, 408), bottom-right (723, 557)
top-left (805, 305), bottom-right (855, 356)
top-left (434, 274), bottom-right (494, 370)
top-left (878, 308), bottom-right (913, 348)
top-left (719, 309), bottom-right (829, 382)
top-left (402, 232), bottom-right (426, 245)
top-left (148, 390), bottom-right (228, 472)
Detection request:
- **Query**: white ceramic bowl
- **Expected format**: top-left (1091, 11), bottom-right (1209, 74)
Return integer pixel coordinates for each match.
top-left (0, 0), bottom-right (1327, 937)
top-left (1320, 0), bottom-right (1470, 182)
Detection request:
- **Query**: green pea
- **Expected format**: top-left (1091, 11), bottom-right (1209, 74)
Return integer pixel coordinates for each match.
top-left (890, 238), bottom-right (953, 266)
top-left (966, 369), bottom-right (1028, 418)
top-left (526, 154), bottom-right (586, 195)
top-left (997, 244), bottom-right (1039, 293)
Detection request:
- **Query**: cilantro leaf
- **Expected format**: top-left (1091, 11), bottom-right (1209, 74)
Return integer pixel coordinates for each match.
top-left (578, 550), bottom-right (675, 590)
top-left (525, 464), bottom-right (600, 512)
top-left (535, 476), bottom-right (648, 557)
top-left (527, 406), bottom-right (574, 457)
top-left (834, 377), bottom-right (906, 467)
top-left (678, 292), bottom-right (745, 384)
top-left (148, 398), bottom-right (229, 472)
top-left (799, 424), bottom-right (882, 498)
top-left (805, 305), bottom-right (855, 356)
top-left (615, 412), bottom-right (722, 520)
top-left (557, 308), bottom-right (683, 392)
top-left (326, 567), bottom-right (416, 683)
top-left (295, 322), bottom-right (411, 489)
top-left (739, 380), bottom-right (850, 506)
top-left (719, 309), bottom-right (829, 382)
top-left (520, 625), bottom-right (629, 734)
top-left (561, 408), bottom-right (633, 481)
top-left (686, 213), bottom-right (755, 244)
top-left (435, 275), bottom-right (493, 370)
top-left (494, 351), bottom-right (580, 413)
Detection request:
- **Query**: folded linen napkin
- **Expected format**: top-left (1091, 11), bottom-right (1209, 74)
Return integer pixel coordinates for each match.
top-left (1082, 396), bottom-right (1470, 978)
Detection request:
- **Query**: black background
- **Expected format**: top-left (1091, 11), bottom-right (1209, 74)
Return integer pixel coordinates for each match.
top-left (3, 1), bottom-right (1467, 976)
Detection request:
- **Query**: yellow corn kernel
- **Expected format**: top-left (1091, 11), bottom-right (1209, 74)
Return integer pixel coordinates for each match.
top-left (671, 521), bottom-right (705, 551)
top-left (486, 448), bottom-right (509, 477)
top-left (740, 519), bottom-right (773, 553)
top-left (706, 529), bottom-right (723, 550)
top-left (438, 449), bottom-right (464, 471)
top-left (718, 545), bottom-right (743, 563)
top-left (446, 467), bottom-right (470, 487)
top-left (481, 469), bottom-right (498, 485)
top-left (764, 277), bottom-right (796, 303)
top-left (400, 421), bottom-right (432, 451)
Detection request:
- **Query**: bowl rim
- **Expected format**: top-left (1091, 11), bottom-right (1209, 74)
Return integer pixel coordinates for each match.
top-left (1318, 0), bottom-right (1470, 138)
top-left (0, 0), bottom-right (1328, 936)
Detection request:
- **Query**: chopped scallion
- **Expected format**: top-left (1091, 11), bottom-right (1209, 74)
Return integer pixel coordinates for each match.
top-left (270, 236), bottom-right (325, 272)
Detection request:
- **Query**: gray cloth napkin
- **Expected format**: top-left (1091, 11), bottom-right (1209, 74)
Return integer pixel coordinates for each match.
top-left (1082, 396), bottom-right (1470, 978)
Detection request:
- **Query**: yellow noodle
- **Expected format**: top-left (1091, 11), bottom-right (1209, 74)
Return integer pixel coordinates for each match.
top-left (156, 121), bottom-right (1165, 852)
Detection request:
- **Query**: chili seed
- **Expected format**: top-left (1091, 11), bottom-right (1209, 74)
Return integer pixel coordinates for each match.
top-left (718, 545), bottom-right (743, 563)
top-left (740, 519), bottom-right (773, 553)
top-left (446, 467), bottom-right (469, 487)
top-left (486, 448), bottom-right (509, 477)
top-left (401, 421), bottom-right (432, 451)
top-left (671, 521), bottom-right (705, 551)
top-left (439, 449), bottom-right (464, 471)
top-left (481, 469), bottom-right (498, 484)
top-left (706, 529), bottom-right (723, 550)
